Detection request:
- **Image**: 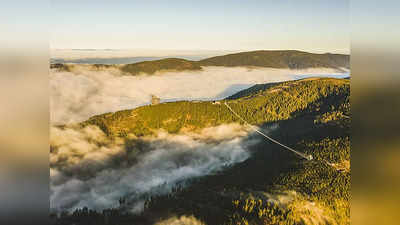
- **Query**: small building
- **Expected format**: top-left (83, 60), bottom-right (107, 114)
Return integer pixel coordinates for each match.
top-left (151, 95), bottom-right (160, 105)
top-left (212, 101), bottom-right (221, 105)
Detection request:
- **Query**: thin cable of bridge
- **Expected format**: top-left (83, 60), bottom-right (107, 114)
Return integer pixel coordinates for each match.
top-left (223, 102), bottom-right (313, 161)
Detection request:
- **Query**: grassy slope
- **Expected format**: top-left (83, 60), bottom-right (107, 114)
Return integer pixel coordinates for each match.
top-left (51, 50), bottom-right (349, 75)
top-left (56, 78), bottom-right (350, 225)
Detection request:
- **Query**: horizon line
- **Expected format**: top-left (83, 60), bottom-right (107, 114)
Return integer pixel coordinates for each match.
top-left (51, 48), bottom-right (350, 55)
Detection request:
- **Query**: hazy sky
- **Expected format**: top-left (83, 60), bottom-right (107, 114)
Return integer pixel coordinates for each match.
top-left (51, 0), bottom-right (349, 54)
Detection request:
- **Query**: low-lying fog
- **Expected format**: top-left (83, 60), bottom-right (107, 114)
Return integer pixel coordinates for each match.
top-left (50, 66), bottom-right (349, 125)
top-left (50, 124), bottom-right (263, 212)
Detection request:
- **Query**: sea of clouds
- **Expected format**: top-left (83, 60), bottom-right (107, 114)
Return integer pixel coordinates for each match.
top-left (50, 66), bottom-right (347, 124)
top-left (50, 124), bottom-right (262, 212)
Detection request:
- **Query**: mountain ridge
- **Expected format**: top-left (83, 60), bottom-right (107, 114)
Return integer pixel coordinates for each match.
top-left (81, 77), bottom-right (349, 137)
top-left (51, 50), bottom-right (350, 75)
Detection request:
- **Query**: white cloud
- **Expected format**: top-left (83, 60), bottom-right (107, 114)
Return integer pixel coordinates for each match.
top-left (50, 66), bottom-right (346, 124)
top-left (50, 124), bottom-right (263, 211)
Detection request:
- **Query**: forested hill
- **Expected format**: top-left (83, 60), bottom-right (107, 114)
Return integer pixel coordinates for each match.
top-left (57, 77), bottom-right (351, 225)
top-left (51, 50), bottom-right (349, 75)
top-left (199, 50), bottom-right (349, 69)
top-left (82, 77), bottom-right (350, 137)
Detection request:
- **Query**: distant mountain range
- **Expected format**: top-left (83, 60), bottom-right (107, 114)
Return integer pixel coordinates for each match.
top-left (51, 50), bottom-right (350, 75)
